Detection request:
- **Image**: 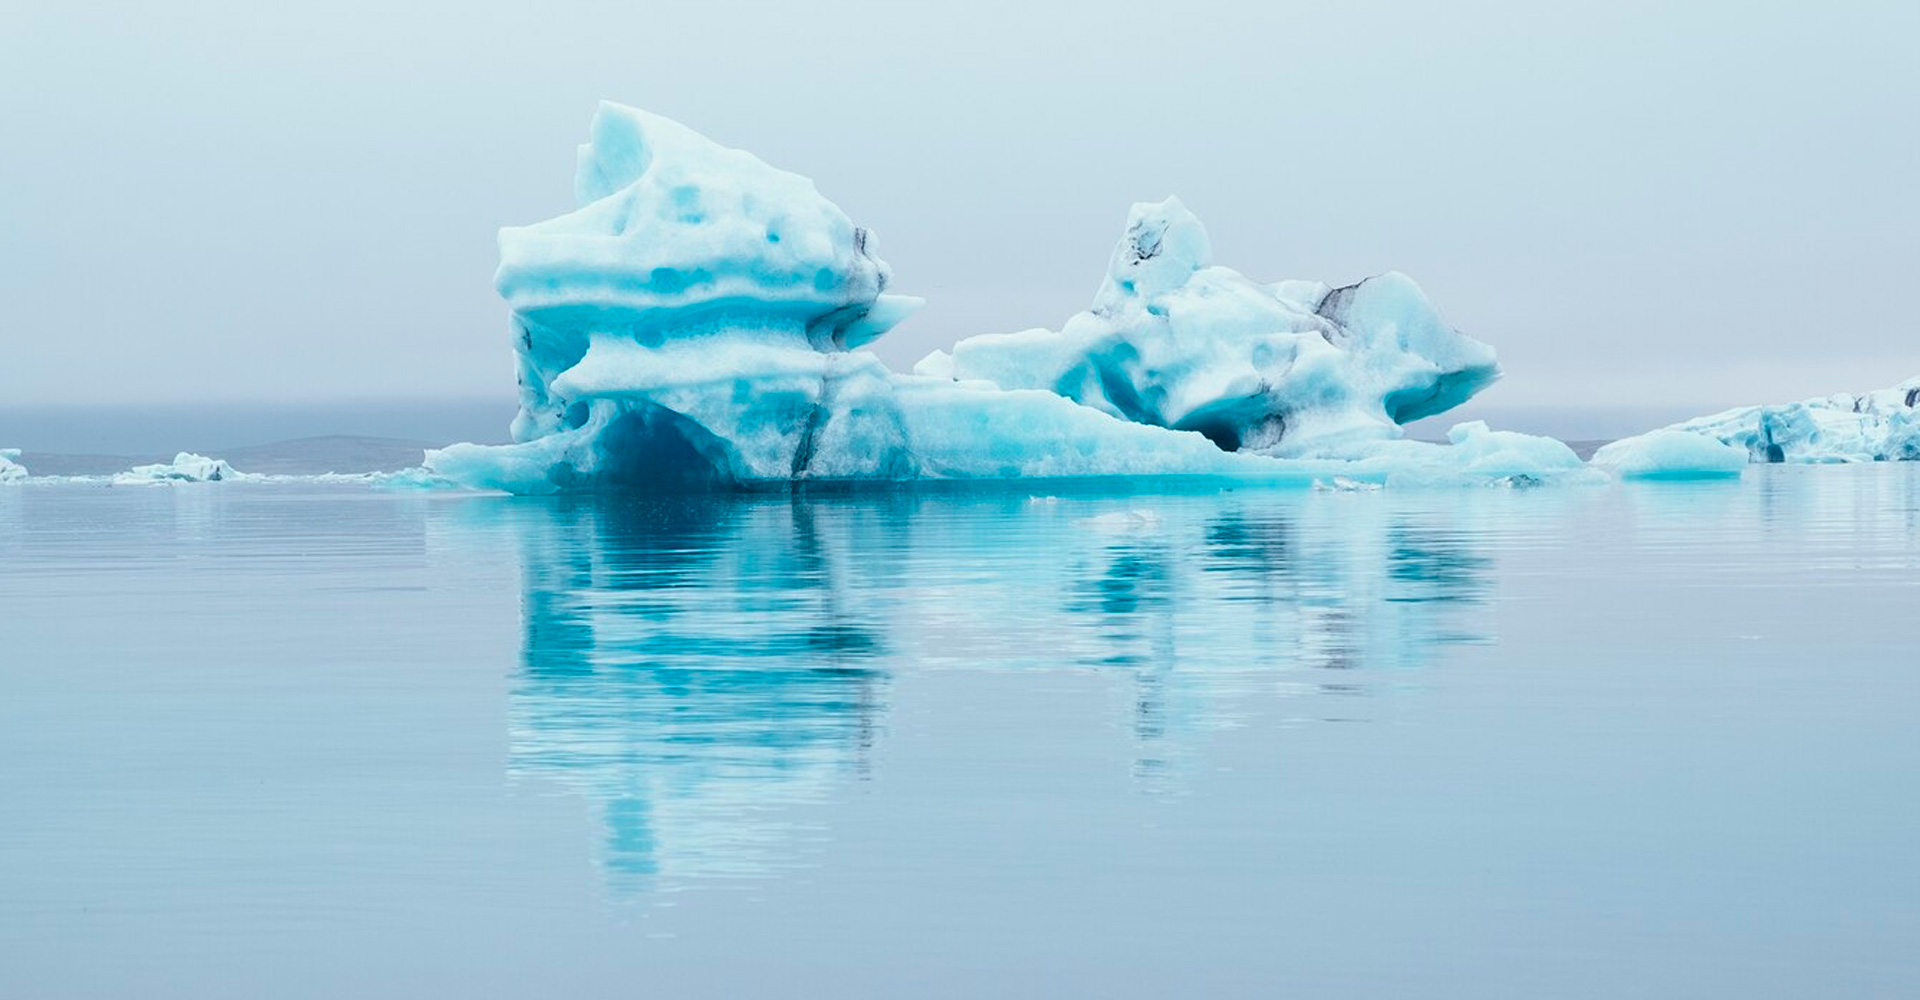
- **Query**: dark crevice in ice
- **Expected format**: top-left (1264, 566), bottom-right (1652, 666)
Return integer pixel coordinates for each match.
top-left (1313, 282), bottom-right (1360, 346)
top-left (790, 376), bottom-right (838, 479)
top-left (1126, 223), bottom-right (1164, 264)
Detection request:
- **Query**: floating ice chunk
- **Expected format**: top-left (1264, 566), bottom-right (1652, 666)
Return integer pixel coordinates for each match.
top-left (1645, 375), bottom-right (1920, 464)
top-left (1437, 420), bottom-right (1586, 477)
top-left (430, 104), bottom-right (1581, 494)
top-left (1590, 430), bottom-right (1747, 480)
top-left (0, 449), bottom-right (25, 483)
top-left (364, 467), bottom-right (466, 490)
top-left (112, 453), bottom-right (244, 484)
top-left (1313, 422), bottom-right (1589, 487)
top-left (919, 197), bottom-right (1501, 459)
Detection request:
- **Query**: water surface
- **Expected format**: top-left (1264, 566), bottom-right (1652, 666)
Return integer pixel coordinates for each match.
top-left (2, 468), bottom-right (1916, 997)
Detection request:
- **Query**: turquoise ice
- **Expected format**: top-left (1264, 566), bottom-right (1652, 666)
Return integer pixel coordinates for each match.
top-left (427, 104), bottom-right (1586, 493)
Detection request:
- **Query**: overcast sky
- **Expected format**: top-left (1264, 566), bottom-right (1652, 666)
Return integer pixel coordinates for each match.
top-left (3, 0), bottom-right (1916, 431)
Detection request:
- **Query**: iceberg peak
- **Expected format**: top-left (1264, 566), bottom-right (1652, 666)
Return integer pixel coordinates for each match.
top-left (496, 101), bottom-right (921, 351)
top-left (1094, 196), bottom-right (1213, 310)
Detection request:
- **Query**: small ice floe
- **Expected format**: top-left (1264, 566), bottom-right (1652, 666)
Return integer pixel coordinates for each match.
top-left (367, 467), bottom-right (468, 490)
top-left (1312, 476), bottom-right (1382, 493)
top-left (1589, 429), bottom-right (1746, 480)
top-left (0, 448), bottom-right (26, 483)
top-left (112, 453), bottom-right (247, 485)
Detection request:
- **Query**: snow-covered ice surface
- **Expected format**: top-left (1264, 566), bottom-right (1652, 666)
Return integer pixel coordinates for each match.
top-left (427, 104), bottom-right (1588, 494)
top-left (1629, 376), bottom-right (1920, 465)
top-left (0, 449), bottom-right (26, 484)
top-left (1590, 430), bottom-right (1747, 480)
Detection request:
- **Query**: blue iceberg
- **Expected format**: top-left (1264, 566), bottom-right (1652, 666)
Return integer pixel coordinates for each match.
top-left (427, 103), bottom-right (1584, 493)
top-left (1621, 377), bottom-right (1920, 465)
top-left (917, 197), bottom-right (1501, 459)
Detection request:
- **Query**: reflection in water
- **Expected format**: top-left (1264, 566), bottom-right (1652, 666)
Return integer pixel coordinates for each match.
top-left (495, 492), bottom-right (1497, 890)
top-left (508, 498), bottom-right (887, 892)
top-left (1067, 504), bottom-right (1493, 777)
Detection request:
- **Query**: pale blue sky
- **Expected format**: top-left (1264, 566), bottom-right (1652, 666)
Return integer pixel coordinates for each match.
top-left (3, 0), bottom-right (1916, 428)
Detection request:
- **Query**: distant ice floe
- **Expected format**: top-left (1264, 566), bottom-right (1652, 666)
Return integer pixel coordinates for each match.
top-left (1618, 376), bottom-right (1920, 465)
top-left (425, 102), bottom-right (1588, 494)
top-left (111, 452), bottom-right (244, 485)
top-left (6, 452), bottom-right (461, 490)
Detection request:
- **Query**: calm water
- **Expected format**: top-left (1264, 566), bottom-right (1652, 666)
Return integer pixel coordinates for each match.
top-left (2, 468), bottom-right (1917, 997)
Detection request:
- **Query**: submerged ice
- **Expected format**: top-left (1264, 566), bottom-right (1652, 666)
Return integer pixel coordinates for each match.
top-left (428, 103), bottom-right (1581, 493)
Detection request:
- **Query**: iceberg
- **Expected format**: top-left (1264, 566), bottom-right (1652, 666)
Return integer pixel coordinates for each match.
top-left (112, 453), bottom-right (244, 485)
top-left (427, 103), bottom-right (1580, 493)
top-left (1590, 429), bottom-right (1747, 480)
top-left (917, 197), bottom-right (1500, 459)
top-left (1629, 376), bottom-right (1920, 464)
top-left (0, 449), bottom-right (25, 483)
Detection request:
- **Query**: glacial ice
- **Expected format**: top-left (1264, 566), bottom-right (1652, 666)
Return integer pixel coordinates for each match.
top-left (426, 103), bottom-right (1584, 493)
top-left (917, 197), bottom-right (1501, 460)
top-left (1589, 430), bottom-right (1747, 480)
top-left (0, 449), bottom-right (25, 483)
top-left (112, 453), bottom-right (244, 485)
top-left (1635, 377), bottom-right (1920, 464)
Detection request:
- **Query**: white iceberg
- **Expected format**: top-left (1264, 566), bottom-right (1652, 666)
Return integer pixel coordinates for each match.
top-left (1590, 429), bottom-right (1747, 480)
top-left (918, 197), bottom-right (1500, 459)
top-left (0, 449), bottom-right (26, 483)
top-left (1637, 376), bottom-right (1920, 464)
top-left (112, 452), bottom-right (245, 484)
top-left (427, 103), bottom-right (1583, 493)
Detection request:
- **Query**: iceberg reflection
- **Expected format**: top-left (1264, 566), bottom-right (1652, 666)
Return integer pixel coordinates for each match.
top-left (507, 497), bottom-right (886, 891)
top-left (496, 491), bottom-right (1498, 889)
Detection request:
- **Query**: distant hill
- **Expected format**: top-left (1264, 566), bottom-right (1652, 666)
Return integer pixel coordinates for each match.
top-left (20, 435), bottom-right (438, 477)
